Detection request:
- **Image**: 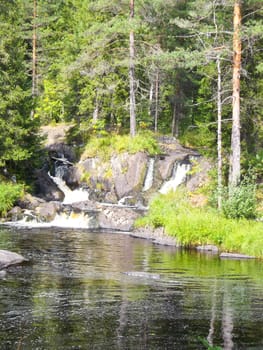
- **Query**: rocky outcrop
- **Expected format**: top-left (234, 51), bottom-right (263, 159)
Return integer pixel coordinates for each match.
top-left (34, 132), bottom-right (209, 207)
top-left (186, 157), bottom-right (212, 191)
top-left (97, 206), bottom-right (143, 231)
top-left (78, 152), bottom-right (148, 203)
top-left (8, 132), bottom-right (214, 232)
top-left (112, 152), bottom-right (148, 199)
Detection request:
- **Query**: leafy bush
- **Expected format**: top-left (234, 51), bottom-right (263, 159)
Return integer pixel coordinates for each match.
top-left (222, 178), bottom-right (257, 219)
top-left (0, 182), bottom-right (24, 217)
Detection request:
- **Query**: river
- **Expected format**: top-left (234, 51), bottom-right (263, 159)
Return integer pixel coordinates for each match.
top-left (0, 226), bottom-right (262, 349)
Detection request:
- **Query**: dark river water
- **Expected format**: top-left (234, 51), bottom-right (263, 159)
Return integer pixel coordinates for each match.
top-left (0, 226), bottom-right (263, 350)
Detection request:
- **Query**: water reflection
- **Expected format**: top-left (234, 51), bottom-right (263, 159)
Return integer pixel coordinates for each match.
top-left (0, 226), bottom-right (263, 349)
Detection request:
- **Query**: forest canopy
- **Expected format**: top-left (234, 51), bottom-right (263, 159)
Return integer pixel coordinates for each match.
top-left (0, 0), bottom-right (262, 185)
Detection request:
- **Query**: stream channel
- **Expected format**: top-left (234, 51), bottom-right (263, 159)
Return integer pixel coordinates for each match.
top-left (0, 226), bottom-right (263, 349)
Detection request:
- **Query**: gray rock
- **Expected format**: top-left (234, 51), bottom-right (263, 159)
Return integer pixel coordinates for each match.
top-left (112, 152), bottom-right (147, 199)
top-left (16, 193), bottom-right (45, 210)
top-left (98, 206), bottom-right (141, 231)
top-left (7, 206), bottom-right (23, 221)
top-left (220, 252), bottom-right (256, 259)
top-left (186, 157), bottom-right (213, 192)
top-left (35, 201), bottom-right (62, 222)
top-left (196, 245), bottom-right (219, 252)
top-left (132, 227), bottom-right (179, 246)
top-left (0, 250), bottom-right (27, 270)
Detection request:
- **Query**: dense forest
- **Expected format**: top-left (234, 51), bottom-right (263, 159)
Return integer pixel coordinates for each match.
top-left (0, 0), bottom-right (262, 186)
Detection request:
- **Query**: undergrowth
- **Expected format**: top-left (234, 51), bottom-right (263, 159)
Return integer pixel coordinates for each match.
top-left (135, 189), bottom-right (263, 258)
top-left (81, 131), bottom-right (161, 160)
top-left (0, 182), bottom-right (24, 216)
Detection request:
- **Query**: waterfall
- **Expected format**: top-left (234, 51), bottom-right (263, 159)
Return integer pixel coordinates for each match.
top-left (48, 158), bottom-right (90, 204)
top-left (159, 161), bottom-right (191, 194)
top-left (46, 211), bottom-right (98, 228)
top-left (48, 172), bottom-right (89, 204)
top-left (143, 158), bottom-right (155, 192)
top-left (6, 210), bottom-right (98, 229)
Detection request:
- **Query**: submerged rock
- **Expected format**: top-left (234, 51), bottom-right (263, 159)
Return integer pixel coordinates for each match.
top-left (220, 252), bottom-right (256, 260)
top-left (196, 245), bottom-right (219, 253)
top-left (0, 250), bottom-right (28, 270)
top-left (123, 271), bottom-right (161, 279)
top-left (132, 227), bottom-right (179, 246)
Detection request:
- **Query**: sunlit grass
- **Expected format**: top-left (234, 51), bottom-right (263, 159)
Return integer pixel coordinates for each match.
top-left (81, 131), bottom-right (161, 160)
top-left (135, 189), bottom-right (263, 258)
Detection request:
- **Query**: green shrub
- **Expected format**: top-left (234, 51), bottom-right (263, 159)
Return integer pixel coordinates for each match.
top-left (222, 178), bottom-right (257, 219)
top-left (0, 182), bottom-right (24, 216)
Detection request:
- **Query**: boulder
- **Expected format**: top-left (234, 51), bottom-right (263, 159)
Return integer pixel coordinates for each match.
top-left (16, 193), bottom-right (45, 210)
top-left (79, 152), bottom-right (148, 202)
top-left (98, 206), bottom-right (141, 231)
top-left (7, 206), bottom-right (23, 221)
top-left (111, 152), bottom-right (148, 199)
top-left (156, 153), bottom-right (187, 181)
top-left (0, 250), bottom-right (27, 270)
top-left (35, 201), bottom-right (62, 222)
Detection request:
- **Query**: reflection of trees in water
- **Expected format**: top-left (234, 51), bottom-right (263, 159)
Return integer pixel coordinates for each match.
top-left (207, 279), bottom-right (234, 350)
top-left (1, 227), bottom-right (263, 349)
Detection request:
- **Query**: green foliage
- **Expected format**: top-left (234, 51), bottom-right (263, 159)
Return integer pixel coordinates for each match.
top-left (136, 190), bottom-right (263, 257)
top-left (0, 183), bottom-right (24, 217)
top-left (199, 337), bottom-right (222, 350)
top-left (81, 131), bottom-right (161, 160)
top-left (35, 80), bottom-right (65, 123)
top-left (0, 0), bottom-right (41, 180)
top-left (247, 150), bottom-right (263, 179)
top-left (222, 178), bottom-right (257, 219)
top-left (1, 0), bottom-right (263, 191)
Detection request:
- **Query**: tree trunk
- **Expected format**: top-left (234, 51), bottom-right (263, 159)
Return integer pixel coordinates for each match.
top-left (129, 0), bottom-right (136, 137)
top-left (171, 103), bottom-right (178, 137)
top-left (32, 0), bottom-right (38, 98)
top-left (93, 90), bottom-right (99, 123)
top-left (171, 87), bottom-right (181, 138)
top-left (229, 1), bottom-right (242, 186)
top-left (154, 69), bottom-right (159, 133)
top-left (149, 81), bottom-right (153, 117)
top-left (217, 56), bottom-right (223, 210)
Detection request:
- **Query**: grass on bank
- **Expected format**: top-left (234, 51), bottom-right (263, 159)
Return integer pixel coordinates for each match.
top-left (135, 189), bottom-right (263, 258)
top-left (0, 182), bottom-right (24, 217)
top-left (81, 130), bottom-right (161, 160)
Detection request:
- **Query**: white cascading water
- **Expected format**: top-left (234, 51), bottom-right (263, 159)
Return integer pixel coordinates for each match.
top-left (46, 211), bottom-right (98, 228)
top-left (8, 210), bottom-right (98, 229)
top-left (48, 166), bottom-right (89, 204)
top-left (159, 161), bottom-right (191, 194)
top-left (142, 158), bottom-right (155, 192)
